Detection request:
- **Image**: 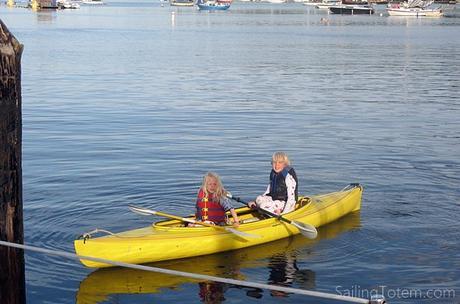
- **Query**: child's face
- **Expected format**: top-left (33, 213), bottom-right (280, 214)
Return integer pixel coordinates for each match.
top-left (272, 160), bottom-right (287, 173)
top-left (206, 177), bottom-right (218, 193)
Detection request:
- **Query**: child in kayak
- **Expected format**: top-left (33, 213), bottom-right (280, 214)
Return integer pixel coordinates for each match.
top-left (248, 152), bottom-right (298, 215)
top-left (195, 172), bottom-right (240, 227)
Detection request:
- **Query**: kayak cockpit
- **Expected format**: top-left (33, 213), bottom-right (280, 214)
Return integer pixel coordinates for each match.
top-left (152, 196), bottom-right (312, 230)
top-left (152, 206), bottom-right (263, 229)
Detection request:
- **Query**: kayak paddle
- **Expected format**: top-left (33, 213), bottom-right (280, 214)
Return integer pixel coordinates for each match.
top-left (128, 205), bottom-right (259, 238)
top-left (226, 193), bottom-right (318, 239)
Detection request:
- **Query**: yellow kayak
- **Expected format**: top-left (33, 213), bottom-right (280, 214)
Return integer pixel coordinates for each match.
top-left (77, 212), bottom-right (361, 304)
top-left (74, 183), bottom-right (363, 268)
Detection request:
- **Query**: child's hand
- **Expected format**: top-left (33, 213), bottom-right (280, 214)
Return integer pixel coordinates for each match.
top-left (233, 221), bottom-right (240, 228)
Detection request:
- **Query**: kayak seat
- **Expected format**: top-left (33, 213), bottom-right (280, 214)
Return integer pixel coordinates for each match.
top-left (296, 196), bottom-right (311, 210)
top-left (240, 217), bottom-right (260, 224)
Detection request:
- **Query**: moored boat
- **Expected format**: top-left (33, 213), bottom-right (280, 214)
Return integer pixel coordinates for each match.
top-left (387, 0), bottom-right (443, 16)
top-left (315, 0), bottom-right (342, 9)
top-left (170, 0), bottom-right (194, 6)
top-left (57, 0), bottom-right (80, 8)
top-left (196, 0), bottom-right (231, 10)
top-left (329, 4), bottom-right (375, 14)
top-left (387, 5), bottom-right (443, 16)
top-left (303, 0), bottom-right (322, 5)
top-left (81, 0), bottom-right (103, 4)
top-left (74, 183), bottom-right (363, 268)
top-left (32, 0), bottom-right (59, 9)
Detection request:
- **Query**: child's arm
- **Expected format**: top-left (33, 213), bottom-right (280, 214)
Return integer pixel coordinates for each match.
top-left (220, 197), bottom-right (240, 226)
top-left (229, 208), bottom-right (240, 227)
top-left (262, 184), bottom-right (270, 196)
top-left (283, 174), bottom-right (297, 213)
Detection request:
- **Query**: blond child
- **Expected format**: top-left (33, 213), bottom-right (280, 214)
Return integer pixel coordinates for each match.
top-left (195, 172), bottom-right (239, 227)
top-left (248, 152), bottom-right (298, 215)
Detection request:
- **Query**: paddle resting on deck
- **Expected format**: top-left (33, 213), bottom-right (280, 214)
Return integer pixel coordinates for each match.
top-left (226, 193), bottom-right (318, 239)
top-left (128, 205), bottom-right (259, 238)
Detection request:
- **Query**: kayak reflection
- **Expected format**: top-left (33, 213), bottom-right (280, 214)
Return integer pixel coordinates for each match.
top-left (76, 212), bottom-right (360, 304)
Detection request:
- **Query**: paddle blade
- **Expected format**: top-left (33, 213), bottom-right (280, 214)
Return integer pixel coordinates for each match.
top-left (128, 205), bottom-right (156, 216)
top-left (292, 221), bottom-right (318, 239)
top-left (225, 227), bottom-right (261, 238)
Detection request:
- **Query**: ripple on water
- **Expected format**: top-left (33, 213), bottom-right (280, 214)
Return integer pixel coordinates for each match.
top-left (3, 2), bottom-right (459, 303)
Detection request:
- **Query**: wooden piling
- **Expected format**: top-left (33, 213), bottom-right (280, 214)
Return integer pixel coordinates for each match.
top-left (0, 20), bottom-right (26, 304)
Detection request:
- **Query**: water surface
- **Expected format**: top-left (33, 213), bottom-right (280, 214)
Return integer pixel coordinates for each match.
top-left (1, 1), bottom-right (459, 303)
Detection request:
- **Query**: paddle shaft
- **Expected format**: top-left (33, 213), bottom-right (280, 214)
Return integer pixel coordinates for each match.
top-left (130, 207), bottom-right (227, 230)
top-left (229, 196), bottom-right (293, 224)
top-left (227, 194), bottom-right (318, 239)
top-left (152, 210), bottom-right (197, 224)
top-left (128, 205), bottom-right (263, 239)
top-left (129, 205), bottom-right (261, 239)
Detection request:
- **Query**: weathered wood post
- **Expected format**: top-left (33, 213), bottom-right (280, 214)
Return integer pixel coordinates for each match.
top-left (0, 20), bottom-right (26, 304)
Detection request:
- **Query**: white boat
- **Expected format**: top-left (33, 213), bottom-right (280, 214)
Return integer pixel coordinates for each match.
top-left (170, 0), bottom-right (194, 6)
top-left (315, 0), bottom-right (341, 9)
top-left (81, 0), bottom-right (104, 4)
top-left (387, 6), bottom-right (443, 16)
top-left (264, 0), bottom-right (287, 3)
top-left (57, 0), bottom-right (80, 8)
top-left (196, 0), bottom-right (231, 10)
top-left (303, 0), bottom-right (322, 5)
top-left (387, 0), bottom-right (443, 16)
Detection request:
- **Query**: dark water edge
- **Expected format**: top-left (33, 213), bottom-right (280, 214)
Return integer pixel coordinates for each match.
top-left (1, 1), bottom-right (460, 303)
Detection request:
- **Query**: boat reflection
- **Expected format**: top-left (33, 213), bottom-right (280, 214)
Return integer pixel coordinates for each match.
top-left (36, 10), bottom-right (57, 24)
top-left (266, 254), bottom-right (316, 298)
top-left (76, 212), bottom-right (361, 304)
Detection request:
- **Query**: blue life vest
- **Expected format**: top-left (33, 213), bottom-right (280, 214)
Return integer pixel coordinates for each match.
top-left (268, 167), bottom-right (298, 202)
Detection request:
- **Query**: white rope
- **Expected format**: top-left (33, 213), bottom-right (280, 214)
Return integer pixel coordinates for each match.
top-left (79, 228), bottom-right (135, 239)
top-left (0, 240), bottom-right (369, 303)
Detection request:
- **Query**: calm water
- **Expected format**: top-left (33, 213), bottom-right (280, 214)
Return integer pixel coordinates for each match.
top-left (1, 1), bottom-right (459, 303)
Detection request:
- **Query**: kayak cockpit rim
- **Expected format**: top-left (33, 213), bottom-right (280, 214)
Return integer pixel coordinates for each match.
top-left (152, 196), bottom-right (314, 230)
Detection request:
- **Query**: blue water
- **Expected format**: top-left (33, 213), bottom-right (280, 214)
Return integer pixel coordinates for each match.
top-left (1, 1), bottom-right (459, 303)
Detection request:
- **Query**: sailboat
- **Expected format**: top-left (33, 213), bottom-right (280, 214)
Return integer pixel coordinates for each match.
top-left (196, 0), bottom-right (231, 10)
top-left (387, 0), bottom-right (443, 16)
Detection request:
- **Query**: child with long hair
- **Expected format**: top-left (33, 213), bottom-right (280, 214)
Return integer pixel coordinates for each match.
top-left (196, 172), bottom-right (239, 227)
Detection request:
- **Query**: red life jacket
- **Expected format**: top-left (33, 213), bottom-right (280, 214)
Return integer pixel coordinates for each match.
top-left (195, 189), bottom-right (226, 224)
